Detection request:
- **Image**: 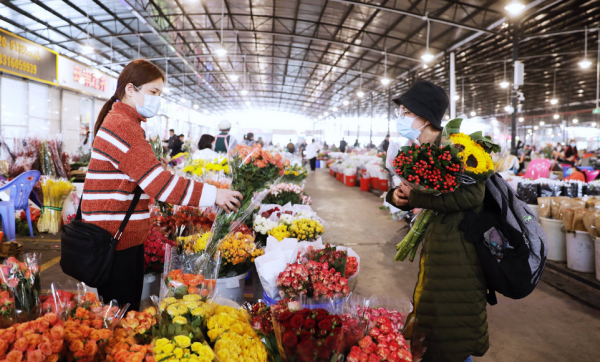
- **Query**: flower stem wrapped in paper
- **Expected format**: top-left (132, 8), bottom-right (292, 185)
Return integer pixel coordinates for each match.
top-left (390, 118), bottom-right (501, 262)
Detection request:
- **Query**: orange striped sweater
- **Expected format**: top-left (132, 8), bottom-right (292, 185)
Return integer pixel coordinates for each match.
top-left (81, 102), bottom-right (217, 250)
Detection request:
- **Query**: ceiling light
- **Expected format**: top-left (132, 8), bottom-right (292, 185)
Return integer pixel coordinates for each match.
top-left (357, 90), bottom-right (365, 98)
top-left (470, 111), bottom-right (476, 117)
top-left (519, 117), bottom-right (524, 122)
top-left (343, 100), bottom-right (349, 106)
top-left (553, 114), bottom-right (559, 119)
top-left (332, 107), bottom-right (338, 112)
top-left (500, 81), bottom-right (509, 88)
top-left (163, 87), bottom-right (171, 94)
top-left (540, 121), bottom-right (545, 126)
top-left (423, 64), bottom-right (428, 69)
top-left (193, 104), bottom-right (199, 110)
top-left (534, 126), bottom-right (539, 130)
top-left (82, 45), bottom-right (94, 54)
top-left (240, 89), bottom-right (248, 96)
top-left (324, 111), bottom-right (329, 116)
top-left (579, 59), bottom-right (592, 69)
top-left (180, 97), bottom-right (186, 103)
top-left (550, 98), bottom-right (558, 105)
top-left (445, 115), bottom-right (450, 120)
top-left (381, 77), bottom-right (391, 85)
top-left (505, 1), bottom-right (525, 16)
top-left (421, 53), bottom-right (434, 62)
top-left (230, 74), bottom-right (239, 81)
top-left (215, 48), bottom-right (227, 56)
top-left (454, 95), bottom-right (460, 101)
top-left (504, 105), bottom-right (514, 113)
top-left (573, 118), bottom-right (579, 123)
top-left (245, 101), bottom-right (251, 106)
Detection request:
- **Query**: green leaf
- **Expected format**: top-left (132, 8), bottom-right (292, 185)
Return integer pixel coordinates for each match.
top-left (468, 131), bottom-right (484, 141)
top-left (445, 118), bottom-right (463, 135)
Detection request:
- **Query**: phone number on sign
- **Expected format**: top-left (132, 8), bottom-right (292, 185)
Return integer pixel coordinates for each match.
top-left (0, 53), bottom-right (37, 75)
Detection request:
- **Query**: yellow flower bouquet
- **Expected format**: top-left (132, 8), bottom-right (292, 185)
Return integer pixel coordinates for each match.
top-left (177, 232), bottom-right (211, 255)
top-left (217, 232), bottom-right (264, 278)
top-left (289, 218), bottom-right (325, 241)
top-left (206, 305), bottom-right (268, 362)
top-left (153, 336), bottom-right (216, 362)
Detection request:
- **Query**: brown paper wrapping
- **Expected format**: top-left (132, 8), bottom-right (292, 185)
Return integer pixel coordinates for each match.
top-left (551, 197), bottom-right (570, 219)
top-left (558, 198), bottom-right (585, 220)
top-left (583, 211), bottom-right (599, 237)
top-left (562, 209), bottom-right (575, 231)
top-left (538, 197), bottom-right (552, 218)
top-left (573, 209), bottom-right (587, 232)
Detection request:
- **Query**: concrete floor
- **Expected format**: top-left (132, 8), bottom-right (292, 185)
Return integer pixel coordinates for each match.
top-left (305, 169), bottom-right (600, 362)
top-left (8, 169), bottom-right (600, 361)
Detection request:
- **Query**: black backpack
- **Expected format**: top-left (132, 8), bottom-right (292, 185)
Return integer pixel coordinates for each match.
top-left (459, 173), bottom-right (548, 305)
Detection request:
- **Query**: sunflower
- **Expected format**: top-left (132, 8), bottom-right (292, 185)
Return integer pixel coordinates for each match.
top-left (450, 133), bottom-right (494, 175)
top-left (459, 142), bottom-right (494, 175)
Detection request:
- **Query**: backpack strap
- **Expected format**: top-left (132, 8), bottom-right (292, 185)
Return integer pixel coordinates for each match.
top-left (487, 288), bottom-right (498, 306)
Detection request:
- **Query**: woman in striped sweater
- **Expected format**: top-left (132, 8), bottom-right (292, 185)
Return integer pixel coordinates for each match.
top-left (82, 59), bottom-right (242, 310)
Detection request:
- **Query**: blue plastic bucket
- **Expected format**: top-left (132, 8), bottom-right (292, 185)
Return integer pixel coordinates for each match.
top-left (262, 291), bottom-right (344, 309)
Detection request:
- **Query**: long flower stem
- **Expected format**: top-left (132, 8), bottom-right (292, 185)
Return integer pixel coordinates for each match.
top-left (395, 210), bottom-right (433, 261)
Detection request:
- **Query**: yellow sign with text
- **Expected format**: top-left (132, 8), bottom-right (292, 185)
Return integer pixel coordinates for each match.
top-left (0, 27), bottom-right (58, 85)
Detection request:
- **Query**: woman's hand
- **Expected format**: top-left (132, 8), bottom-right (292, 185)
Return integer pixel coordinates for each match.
top-left (216, 189), bottom-right (243, 213)
top-left (160, 157), bottom-right (169, 168)
top-left (400, 182), bottom-right (412, 199)
top-left (392, 188), bottom-right (409, 207)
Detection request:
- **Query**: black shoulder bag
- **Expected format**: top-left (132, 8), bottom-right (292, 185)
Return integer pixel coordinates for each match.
top-left (60, 187), bottom-right (143, 288)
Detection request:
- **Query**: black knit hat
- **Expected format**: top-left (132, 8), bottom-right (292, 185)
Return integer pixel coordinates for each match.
top-left (392, 80), bottom-right (449, 130)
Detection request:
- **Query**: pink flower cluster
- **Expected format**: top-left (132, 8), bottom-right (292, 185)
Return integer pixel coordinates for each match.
top-left (268, 183), bottom-right (304, 195)
top-left (347, 315), bottom-right (412, 362)
top-left (357, 307), bottom-right (406, 332)
top-left (305, 261), bottom-right (350, 300)
top-left (276, 264), bottom-right (309, 298)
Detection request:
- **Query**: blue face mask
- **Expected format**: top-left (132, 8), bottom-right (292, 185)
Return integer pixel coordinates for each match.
top-left (396, 115), bottom-right (426, 142)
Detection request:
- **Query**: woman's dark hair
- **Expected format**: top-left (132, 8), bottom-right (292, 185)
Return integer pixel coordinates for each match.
top-left (198, 134), bottom-right (215, 150)
top-left (94, 59), bottom-right (165, 137)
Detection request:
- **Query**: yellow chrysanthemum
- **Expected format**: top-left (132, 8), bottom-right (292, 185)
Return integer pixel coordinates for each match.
top-left (173, 316), bottom-right (188, 325)
top-left (174, 335), bottom-right (192, 348)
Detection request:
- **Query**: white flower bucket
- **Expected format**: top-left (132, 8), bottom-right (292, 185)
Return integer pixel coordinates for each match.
top-left (215, 272), bottom-right (249, 304)
top-left (528, 205), bottom-right (539, 221)
top-left (595, 237), bottom-right (600, 282)
top-left (566, 231), bottom-right (595, 273)
top-left (141, 273), bottom-right (160, 303)
top-left (540, 217), bottom-right (566, 262)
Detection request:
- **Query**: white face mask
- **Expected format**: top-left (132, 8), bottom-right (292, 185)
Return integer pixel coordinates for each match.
top-left (570, 143), bottom-right (576, 148)
top-left (132, 85), bottom-right (161, 118)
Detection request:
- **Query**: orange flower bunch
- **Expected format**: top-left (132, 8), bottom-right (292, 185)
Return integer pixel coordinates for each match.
top-left (235, 145), bottom-right (290, 173)
top-left (63, 317), bottom-right (112, 362)
top-left (118, 307), bottom-right (157, 337)
top-left (105, 327), bottom-right (155, 362)
top-left (0, 312), bottom-right (64, 362)
top-left (165, 270), bottom-right (216, 297)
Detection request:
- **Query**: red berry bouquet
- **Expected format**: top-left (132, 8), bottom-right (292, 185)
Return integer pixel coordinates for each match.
top-left (273, 307), bottom-right (345, 362)
top-left (391, 143), bottom-right (462, 194)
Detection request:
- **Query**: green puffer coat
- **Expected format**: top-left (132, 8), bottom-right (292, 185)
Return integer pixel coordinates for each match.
top-left (387, 182), bottom-right (489, 362)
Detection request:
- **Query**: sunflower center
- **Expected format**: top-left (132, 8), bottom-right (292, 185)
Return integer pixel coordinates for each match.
top-left (466, 154), bottom-right (479, 168)
top-left (453, 144), bottom-right (465, 152)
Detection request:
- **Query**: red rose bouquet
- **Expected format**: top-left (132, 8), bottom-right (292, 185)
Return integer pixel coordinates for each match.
top-left (276, 264), bottom-right (310, 298)
top-left (347, 315), bottom-right (412, 362)
top-left (143, 226), bottom-right (176, 274)
top-left (305, 243), bottom-right (347, 276)
top-left (276, 261), bottom-right (350, 300)
top-left (345, 256), bottom-right (358, 278)
top-left (273, 307), bottom-right (344, 362)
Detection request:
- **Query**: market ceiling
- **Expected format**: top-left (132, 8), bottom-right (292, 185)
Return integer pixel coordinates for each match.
top-left (0, 0), bottom-right (598, 124)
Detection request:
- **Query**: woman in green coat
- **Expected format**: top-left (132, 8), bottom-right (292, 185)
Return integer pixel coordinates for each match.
top-left (386, 81), bottom-right (488, 362)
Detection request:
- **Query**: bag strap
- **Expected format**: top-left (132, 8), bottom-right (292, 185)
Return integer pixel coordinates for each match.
top-left (75, 186), bottom-right (144, 241)
top-left (114, 186), bottom-right (143, 241)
